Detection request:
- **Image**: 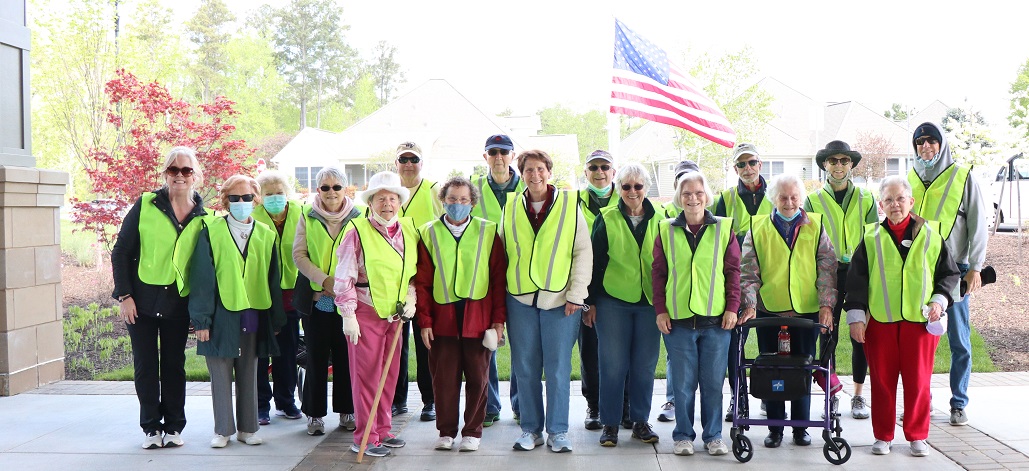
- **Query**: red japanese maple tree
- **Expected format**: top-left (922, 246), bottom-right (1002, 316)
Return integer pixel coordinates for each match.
top-left (73, 69), bottom-right (254, 250)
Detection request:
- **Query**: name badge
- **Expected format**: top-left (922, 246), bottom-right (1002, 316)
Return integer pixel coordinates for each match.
top-left (901, 240), bottom-right (913, 247)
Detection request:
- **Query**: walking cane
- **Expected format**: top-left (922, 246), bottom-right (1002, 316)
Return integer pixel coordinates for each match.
top-left (357, 306), bottom-right (407, 463)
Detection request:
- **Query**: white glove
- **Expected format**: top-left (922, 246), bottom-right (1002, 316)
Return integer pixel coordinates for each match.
top-left (343, 316), bottom-right (361, 345)
top-left (402, 285), bottom-right (416, 321)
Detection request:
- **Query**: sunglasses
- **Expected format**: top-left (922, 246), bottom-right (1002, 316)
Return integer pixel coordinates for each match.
top-left (621, 183), bottom-right (645, 191)
top-left (735, 160), bottom-right (760, 169)
top-left (319, 184), bottom-right (344, 192)
top-left (165, 166), bottom-right (194, 176)
top-left (825, 157), bottom-right (852, 166)
top-left (397, 156), bottom-right (421, 164)
top-left (487, 148), bottom-right (511, 157)
top-left (915, 136), bottom-right (939, 146)
top-left (588, 164), bottom-right (611, 172)
top-left (227, 194), bottom-right (255, 203)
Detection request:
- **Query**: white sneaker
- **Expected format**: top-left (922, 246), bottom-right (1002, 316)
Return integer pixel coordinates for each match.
top-left (163, 432), bottom-right (183, 447)
top-left (307, 416), bottom-right (325, 436)
top-left (435, 436), bottom-right (454, 450)
top-left (459, 436), bottom-right (480, 452)
top-left (872, 440), bottom-right (891, 455)
top-left (705, 439), bottom-right (728, 456)
top-left (210, 434), bottom-right (230, 448)
top-left (851, 396), bottom-right (870, 419)
top-left (910, 440), bottom-right (930, 457)
top-left (673, 440), bottom-right (695, 456)
top-left (142, 432), bottom-right (163, 449)
top-left (657, 401), bottom-right (675, 422)
top-left (340, 413), bottom-right (356, 431)
top-left (237, 432), bottom-right (263, 445)
top-left (513, 432), bottom-right (544, 451)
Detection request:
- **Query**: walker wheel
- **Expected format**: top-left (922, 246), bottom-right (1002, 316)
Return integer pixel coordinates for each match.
top-left (823, 437), bottom-right (851, 465)
top-left (732, 434), bottom-right (753, 463)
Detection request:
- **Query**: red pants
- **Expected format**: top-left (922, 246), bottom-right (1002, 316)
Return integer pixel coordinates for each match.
top-left (347, 304), bottom-right (402, 446)
top-left (864, 319), bottom-right (939, 441)
top-left (428, 336), bottom-right (492, 438)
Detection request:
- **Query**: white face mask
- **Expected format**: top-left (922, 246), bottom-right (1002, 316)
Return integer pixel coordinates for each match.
top-left (372, 212), bottom-right (398, 227)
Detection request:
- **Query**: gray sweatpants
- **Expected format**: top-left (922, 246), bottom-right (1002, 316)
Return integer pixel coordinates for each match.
top-left (206, 332), bottom-right (259, 437)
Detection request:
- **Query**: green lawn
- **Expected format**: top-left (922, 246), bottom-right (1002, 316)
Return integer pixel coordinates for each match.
top-left (96, 321), bottom-right (995, 381)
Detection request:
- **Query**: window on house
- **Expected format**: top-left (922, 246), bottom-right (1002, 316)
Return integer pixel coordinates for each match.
top-left (294, 166), bottom-right (323, 191)
top-left (759, 161), bottom-right (784, 179)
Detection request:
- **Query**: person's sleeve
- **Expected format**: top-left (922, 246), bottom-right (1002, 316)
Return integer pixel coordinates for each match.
top-left (722, 230), bottom-right (742, 313)
top-left (713, 195), bottom-right (727, 217)
top-left (739, 231), bottom-right (760, 309)
top-left (842, 242), bottom-right (871, 323)
top-left (586, 216), bottom-right (610, 305)
top-left (332, 227), bottom-right (360, 317)
top-left (865, 193), bottom-right (880, 224)
top-left (413, 241), bottom-right (435, 330)
top-left (489, 234), bottom-right (507, 325)
top-left (651, 234), bottom-right (669, 316)
top-left (932, 242), bottom-right (961, 310)
top-left (565, 210), bottom-right (593, 305)
top-left (815, 226), bottom-right (840, 308)
top-left (963, 174), bottom-right (989, 271)
top-left (292, 215), bottom-right (330, 287)
top-left (187, 227), bottom-right (216, 330)
top-left (111, 197), bottom-right (143, 299)
top-left (268, 244), bottom-right (286, 332)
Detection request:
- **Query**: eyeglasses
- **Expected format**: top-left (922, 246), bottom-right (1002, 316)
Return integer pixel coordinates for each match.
top-left (319, 184), bottom-right (344, 192)
top-left (735, 160), bottom-right (760, 169)
top-left (825, 157), bottom-right (852, 166)
top-left (445, 197), bottom-right (472, 204)
top-left (915, 136), bottom-right (939, 146)
top-left (681, 191), bottom-right (706, 200)
top-left (227, 194), bottom-right (255, 203)
top-left (621, 183), bottom-right (644, 191)
top-left (588, 164), bottom-right (611, 172)
top-left (165, 166), bottom-right (194, 176)
top-left (881, 196), bottom-right (910, 206)
top-left (397, 156), bottom-right (421, 164)
top-left (487, 148), bottom-right (511, 157)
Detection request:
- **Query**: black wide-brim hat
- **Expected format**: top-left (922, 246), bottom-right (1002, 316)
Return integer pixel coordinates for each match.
top-left (815, 140), bottom-right (862, 170)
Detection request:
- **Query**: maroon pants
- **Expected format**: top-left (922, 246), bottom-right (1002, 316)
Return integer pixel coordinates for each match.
top-left (428, 336), bottom-right (492, 438)
top-left (865, 319), bottom-right (939, 442)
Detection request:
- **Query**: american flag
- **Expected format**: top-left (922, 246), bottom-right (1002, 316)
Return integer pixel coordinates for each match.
top-left (610, 19), bottom-right (736, 148)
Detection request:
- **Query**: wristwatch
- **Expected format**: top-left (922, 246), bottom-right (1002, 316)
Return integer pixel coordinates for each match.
top-left (117, 294), bottom-right (132, 302)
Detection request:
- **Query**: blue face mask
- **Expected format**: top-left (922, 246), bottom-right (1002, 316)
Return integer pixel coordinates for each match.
top-left (444, 203), bottom-right (473, 222)
top-left (262, 194), bottom-right (287, 215)
top-left (229, 201), bottom-right (254, 222)
top-left (587, 183), bottom-right (612, 197)
top-left (776, 208), bottom-right (802, 222)
top-left (918, 153), bottom-right (942, 169)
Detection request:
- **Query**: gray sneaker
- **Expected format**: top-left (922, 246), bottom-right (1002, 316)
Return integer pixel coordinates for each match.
top-left (851, 396), bottom-right (870, 419)
top-left (513, 432), bottom-right (544, 451)
top-left (547, 433), bottom-right (573, 453)
top-left (351, 443), bottom-right (391, 457)
top-left (307, 416), bottom-right (325, 436)
top-left (339, 413), bottom-right (356, 431)
top-left (949, 408), bottom-right (968, 426)
top-left (381, 435), bottom-right (406, 448)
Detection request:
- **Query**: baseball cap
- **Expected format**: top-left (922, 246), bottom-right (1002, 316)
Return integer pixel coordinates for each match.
top-left (586, 150), bottom-right (613, 163)
top-left (396, 141), bottom-right (422, 159)
top-left (485, 134), bottom-right (514, 151)
top-left (732, 143), bottom-right (760, 161)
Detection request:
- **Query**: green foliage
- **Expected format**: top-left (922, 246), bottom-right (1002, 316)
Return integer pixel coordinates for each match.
top-left (186, 0), bottom-right (236, 103)
top-left (367, 40), bottom-right (406, 105)
top-left (222, 32), bottom-right (291, 140)
top-left (1009, 58), bottom-right (1029, 140)
top-left (538, 104), bottom-right (608, 164)
top-left (61, 221), bottom-right (102, 267)
top-left (942, 106), bottom-right (1006, 167)
top-left (884, 103), bottom-right (916, 122)
top-left (64, 303), bottom-right (132, 380)
top-left (121, 0), bottom-right (187, 89)
top-left (471, 164), bottom-right (488, 177)
top-left (98, 346), bottom-right (210, 381)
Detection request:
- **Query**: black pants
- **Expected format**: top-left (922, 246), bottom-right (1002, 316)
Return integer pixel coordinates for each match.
top-left (126, 314), bottom-right (190, 435)
top-left (833, 264), bottom-right (868, 384)
top-left (258, 312), bottom-right (301, 415)
top-left (301, 307), bottom-right (354, 417)
top-left (394, 321), bottom-right (435, 406)
top-left (755, 311), bottom-right (816, 434)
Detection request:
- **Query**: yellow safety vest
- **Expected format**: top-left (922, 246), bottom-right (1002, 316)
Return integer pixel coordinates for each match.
top-left (658, 217), bottom-right (732, 318)
top-left (252, 200), bottom-right (301, 290)
top-left (864, 221), bottom-right (944, 323)
top-left (600, 205), bottom-right (660, 304)
top-left (350, 218), bottom-right (419, 318)
top-left (303, 204), bottom-right (360, 292)
top-left (720, 186), bottom-right (773, 235)
top-left (401, 179), bottom-right (440, 229)
top-left (661, 201), bottom-right (679, 219)
top-left (472, 174), bottom-right (525, 224)
top-left (806, 184), bottom-right (875, 263)
top-left (503, 190), bottom-right (578, 295)
top-left (908, 164), bottom-right (971, 240)
top-left (138, 192), bottom-right (180, 285)
top-left (205, 217), bottom-right (275, 311)
top-left (420, 217), bottom-right (496, 304)
top-left (172, 214), bottom-right (212, 296)
top-left (752, 214), bottom-right (822, 314)
top-left (578, 187), bottom-right (619, 230)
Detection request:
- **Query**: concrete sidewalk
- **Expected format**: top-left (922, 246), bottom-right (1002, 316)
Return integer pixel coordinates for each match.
top-left (2, 372), bottom-right (1028, 470)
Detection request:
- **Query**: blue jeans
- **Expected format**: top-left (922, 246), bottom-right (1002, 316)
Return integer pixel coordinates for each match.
top-left (664, 323), bottom-right (730, 443)
top-left (487, 351), bottom-right (518, 415)
top-left (594, 296), bottom-right (660, 425)
top-left (665, 358), bottom-right (674, 403)
top-left (948, 263), bottom-right (972, 410)
top-left (506, 295), bottom-right (581, 435)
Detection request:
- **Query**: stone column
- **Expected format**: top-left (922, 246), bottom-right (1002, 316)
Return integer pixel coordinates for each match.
top-left (0, 166), bottom-right (68, 395)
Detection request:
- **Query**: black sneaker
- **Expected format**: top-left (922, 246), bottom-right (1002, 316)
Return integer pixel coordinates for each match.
top-left (631, 422), bottom-right (659, 443)
top-left (725, 397), bottom-right (735, 422)
top-left (420, 402), bottom-right (436, 421)
top-left (392, 404), bottom-right (408, 416)
top-left (584, 408), bottom-right (602, 430)
top-left (599, 425), bottom-right (619, 447)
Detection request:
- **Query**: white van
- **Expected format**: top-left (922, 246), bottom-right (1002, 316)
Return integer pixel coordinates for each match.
top-left (976, 154), bottom-right (1029, 228)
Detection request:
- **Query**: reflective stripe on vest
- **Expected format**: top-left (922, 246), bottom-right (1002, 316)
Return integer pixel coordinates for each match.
top-left (865, 221), bottom-right (943, 323)
top-left (908, 164), bottom-right (970, 240)
top-left (503, 190), bottom-right (578, 295)
top-left (205, 217), bottom-right (275, 311)
top-left (401, 179), bottom-right (439, 228)
top-left (351, 218), bottom-right (419, 318)
top-left (303, 204), bottom-right (358, 291)
top-left (659, 217), bottom-right (731, 318)
top-left (473, 174), bottom-right (525, 224)
top-left (809, 185), bottom-right (874, 262)
top-left (138, 192), bottom-right (179, 285)
top-left (752, 214), bottom-right (822, 314)
top-left (578, 188), bottom-right (618, 230)
top-left (420, 217), bottom-right (496, 304)
top-left (252, 200), bottom-right (302, 290)
top-left (601, 205), bottom-right (659, 304)
top-left (721, 187), bottom-right (773, 235)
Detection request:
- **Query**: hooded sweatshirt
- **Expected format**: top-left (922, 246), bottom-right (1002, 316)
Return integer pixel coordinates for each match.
top-left (909, 121), bottom-right (988, 300)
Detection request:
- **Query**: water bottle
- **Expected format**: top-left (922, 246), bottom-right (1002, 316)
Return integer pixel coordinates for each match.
top-left (777, 326), bottom-right (790, 355)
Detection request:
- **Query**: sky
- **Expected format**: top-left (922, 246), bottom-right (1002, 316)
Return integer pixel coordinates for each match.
top-left (174, 0), bottom-right (1028, 130)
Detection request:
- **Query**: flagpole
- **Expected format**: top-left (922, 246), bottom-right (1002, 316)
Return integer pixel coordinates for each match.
top-left (607, 113), bottom-right (620, 163)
